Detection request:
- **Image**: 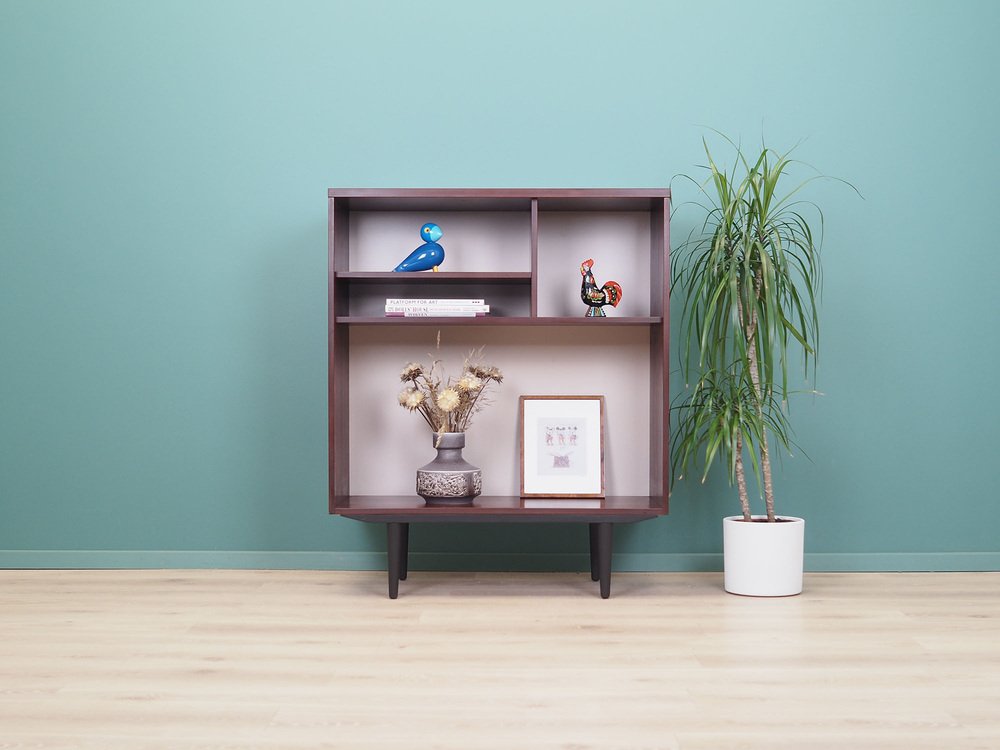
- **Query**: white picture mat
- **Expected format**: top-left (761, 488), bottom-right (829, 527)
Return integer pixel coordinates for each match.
top-left (521, 397), bottom-right (603, 497)
top-left (522, 498), bottom-right (602, 509)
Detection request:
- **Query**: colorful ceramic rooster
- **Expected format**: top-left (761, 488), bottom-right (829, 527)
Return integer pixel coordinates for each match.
top-left (580, 258), bottom-right (623, 317)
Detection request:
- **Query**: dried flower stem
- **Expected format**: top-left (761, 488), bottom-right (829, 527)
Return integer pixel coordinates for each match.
top-left (397, 345), bottom-right (502, 435)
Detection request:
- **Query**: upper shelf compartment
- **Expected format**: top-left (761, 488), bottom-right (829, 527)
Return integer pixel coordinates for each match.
top-left (329, 189), bottom-right (671, 321)
top-left (342, 209), bottom-right (530, 274)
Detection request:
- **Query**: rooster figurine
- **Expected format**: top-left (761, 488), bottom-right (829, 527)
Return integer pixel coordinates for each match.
top-left (580, 258), bottom-right (623, 317)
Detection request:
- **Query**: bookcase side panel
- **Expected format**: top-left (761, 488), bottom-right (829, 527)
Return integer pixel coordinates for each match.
top-left (649, 199), bottom-right (669, 504)
top-left (329, 198), bottom-right (351, 508)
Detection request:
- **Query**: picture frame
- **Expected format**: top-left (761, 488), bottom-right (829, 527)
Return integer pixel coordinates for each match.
top-left (519, 395), bottom-right (605, 498)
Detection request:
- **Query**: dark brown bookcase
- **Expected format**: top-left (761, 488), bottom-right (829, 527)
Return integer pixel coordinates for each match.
top-left (328, 189), bottom-right (671, 597)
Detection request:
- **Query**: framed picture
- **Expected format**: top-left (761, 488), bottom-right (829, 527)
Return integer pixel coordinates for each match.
top-left (519, 395), bottom-right (605, 498)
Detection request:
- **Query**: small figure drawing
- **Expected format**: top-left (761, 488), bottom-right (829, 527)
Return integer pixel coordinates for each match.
top-left (569, 430), bottom-right (578, 446)
top-left (557, 429), bottom-right (566, 446)
top-left (393, 223), bottom-right (445, 272)
top-left (552, 454), bottom-right (571, 469)
top-left (580, 258), bottom-right (623, 317)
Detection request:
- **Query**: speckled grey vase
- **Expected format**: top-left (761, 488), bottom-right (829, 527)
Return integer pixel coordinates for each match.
top-left (416, 432), bottom-right (482, 506)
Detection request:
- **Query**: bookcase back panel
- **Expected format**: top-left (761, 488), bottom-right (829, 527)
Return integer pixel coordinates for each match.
top-left (348, 326), bottom-right (651, 496)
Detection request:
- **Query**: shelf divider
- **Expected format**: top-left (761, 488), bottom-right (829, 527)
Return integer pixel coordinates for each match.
top-left (530, 198), bottom-right (539, 317)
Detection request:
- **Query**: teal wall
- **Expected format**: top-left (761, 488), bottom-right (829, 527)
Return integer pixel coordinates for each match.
top-left (2, 0), bottom-right (998, 571)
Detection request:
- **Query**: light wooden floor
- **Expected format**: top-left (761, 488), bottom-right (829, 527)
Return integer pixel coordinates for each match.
top-left (1, 570), bottom-right (998, 749)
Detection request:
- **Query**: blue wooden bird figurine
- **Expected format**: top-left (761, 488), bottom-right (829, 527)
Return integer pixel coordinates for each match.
top-left (393, 223), bottom-right (445, 272)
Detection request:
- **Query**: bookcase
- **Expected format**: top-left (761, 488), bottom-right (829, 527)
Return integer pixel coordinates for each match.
top-left (328, 189), bottom-right (670, 597)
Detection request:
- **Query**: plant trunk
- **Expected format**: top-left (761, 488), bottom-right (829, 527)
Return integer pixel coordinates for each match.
top-left (760, 423), bottom-right (776, 521)
top-left (745, 334), bottom-right (776, 522)
top-left (734, 434), bottom-right (752, 522)
top-left (743, 271), bottom-right (777, 522)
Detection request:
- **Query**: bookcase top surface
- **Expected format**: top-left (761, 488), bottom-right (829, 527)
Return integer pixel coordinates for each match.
top-left (328, 188), bottom-right (670, 211)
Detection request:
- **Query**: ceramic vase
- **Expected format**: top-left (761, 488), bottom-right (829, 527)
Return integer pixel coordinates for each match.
top-left (416, 432), bottom-right (482, 506)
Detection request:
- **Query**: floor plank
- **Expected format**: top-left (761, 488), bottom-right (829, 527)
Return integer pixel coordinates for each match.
top-left (1, 570), bottom-right (998, 749)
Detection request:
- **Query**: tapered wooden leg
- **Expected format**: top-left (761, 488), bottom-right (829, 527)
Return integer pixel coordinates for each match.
top-left (589, 523), bottom-right (599, 581)
top-left (400, 523), bottom-right (409, 581)
top-left (386, 522), bottom-right (403, 599)
top-left (596, 522), bottom-right (613, 599)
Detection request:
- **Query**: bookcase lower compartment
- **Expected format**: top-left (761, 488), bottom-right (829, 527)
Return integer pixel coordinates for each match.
top-left (344, 326), bottom-right (657, 500)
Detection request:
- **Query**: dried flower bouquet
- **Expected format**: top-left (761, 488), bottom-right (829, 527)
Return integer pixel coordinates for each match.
top-left (398, 349), bottom-right (502, 434)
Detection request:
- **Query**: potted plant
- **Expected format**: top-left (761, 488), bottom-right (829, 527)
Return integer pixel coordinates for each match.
top-left (671, 136), bottom-right (848, 596)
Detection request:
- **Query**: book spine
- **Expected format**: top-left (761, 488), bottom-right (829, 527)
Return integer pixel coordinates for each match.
top-left (385, 304), bottom-right (490, 314)
top-left (384, 298), bottom-right (486, 306)
top-left (384, 311), bottom-right (488, 318)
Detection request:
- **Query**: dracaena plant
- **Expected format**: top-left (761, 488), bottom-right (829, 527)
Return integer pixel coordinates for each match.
top-left (671, 136), bottom-right (847, 522)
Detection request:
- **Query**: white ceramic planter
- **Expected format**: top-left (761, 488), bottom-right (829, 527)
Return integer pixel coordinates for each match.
top-left (723, 515), bottom-right (805, 596)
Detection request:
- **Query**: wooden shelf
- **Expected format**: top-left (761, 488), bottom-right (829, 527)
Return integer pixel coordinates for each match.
top-left (336, 271), bottom-right (532, 282)
top-left (336, 316), bottom-right (662, 326)
top-left (334, 495), bottom-right (666, 522)
top-left (327, 188), bottom-right (669, 212)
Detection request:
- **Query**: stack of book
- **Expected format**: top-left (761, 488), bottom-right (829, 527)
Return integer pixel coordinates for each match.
top-left (384, 298), bottom-right (490, 318)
